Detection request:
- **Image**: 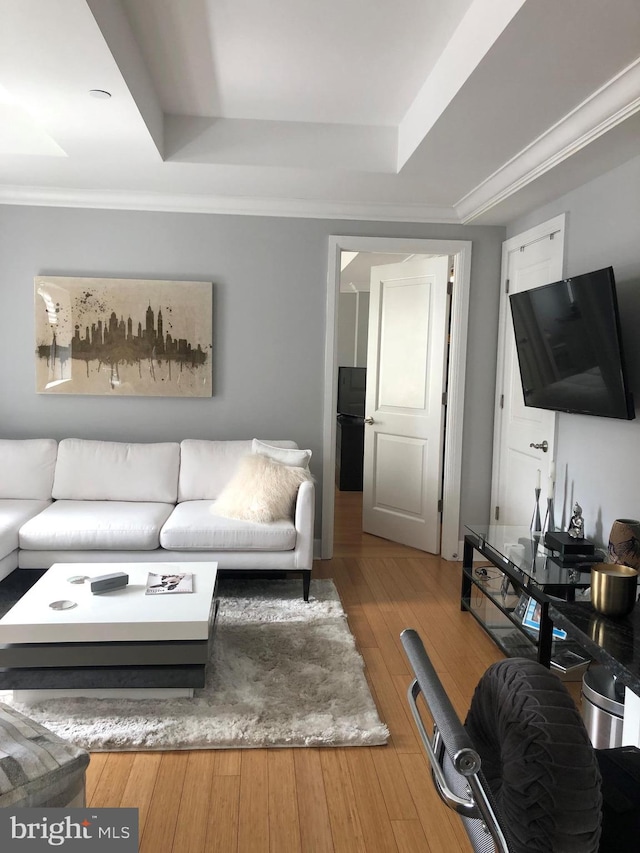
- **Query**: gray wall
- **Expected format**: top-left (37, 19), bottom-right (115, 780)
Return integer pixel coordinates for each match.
top-left (337, 292), bottom-right (358, 367)
top-left (337, 291), bottom-right (370, 368)
top-left (0, 205), bottom-right (504, 536)
top-left (355, 291), bottom-right (370, 367)
top-left (507, 153), bottom-right (640, 546)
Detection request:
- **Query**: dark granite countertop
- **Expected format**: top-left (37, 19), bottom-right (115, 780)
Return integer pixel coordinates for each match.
top-left (550, 600), bottom-right (640, 695)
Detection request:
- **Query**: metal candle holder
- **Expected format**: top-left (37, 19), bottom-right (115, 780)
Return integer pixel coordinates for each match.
top-left (530, 487), bottom-right (542, 534)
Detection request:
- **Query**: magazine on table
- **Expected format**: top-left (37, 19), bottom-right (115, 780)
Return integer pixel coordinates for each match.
top-left (145, 571), bottom-right (193, 595)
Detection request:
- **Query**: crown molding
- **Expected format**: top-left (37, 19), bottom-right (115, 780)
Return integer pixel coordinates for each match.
top-left (0, 184), bottom-right (459, 224)
top-left (456, 57), bottom-right (640, 223)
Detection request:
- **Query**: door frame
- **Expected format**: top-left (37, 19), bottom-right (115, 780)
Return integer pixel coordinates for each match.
top-left (322, 235), bottom-right (473, 560)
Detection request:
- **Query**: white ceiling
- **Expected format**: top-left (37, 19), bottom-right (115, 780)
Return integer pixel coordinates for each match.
top-left (340, 253), bottom-right (418, 292)
top-left (1, 0), bottom-right (639, 225)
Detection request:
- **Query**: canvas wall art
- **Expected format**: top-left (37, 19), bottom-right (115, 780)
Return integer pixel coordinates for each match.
top-left (35, 277), bottom-right (212, 396)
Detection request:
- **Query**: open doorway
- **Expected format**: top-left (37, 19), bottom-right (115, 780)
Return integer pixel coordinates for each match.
top-left (322, 236), bottom-right (473, 561)
top-left (335, 251), bottom-right (416, 493)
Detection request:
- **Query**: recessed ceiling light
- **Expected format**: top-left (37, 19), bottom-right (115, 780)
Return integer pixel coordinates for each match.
top-left (89, 89), bottom-right (111, 99)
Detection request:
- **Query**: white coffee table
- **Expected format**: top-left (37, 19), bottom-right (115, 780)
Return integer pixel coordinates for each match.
top-left (0, 561), bottom-right (219, 701)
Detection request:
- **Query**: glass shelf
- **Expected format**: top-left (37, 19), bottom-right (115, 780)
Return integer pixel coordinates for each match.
top-left (465, 524), bottom-right (597, 591)
top-left (462, 527), bottom-right (599, 669)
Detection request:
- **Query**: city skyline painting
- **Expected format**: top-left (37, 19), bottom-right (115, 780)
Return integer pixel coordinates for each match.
top-left (35, 277), bottom-right (213, 396)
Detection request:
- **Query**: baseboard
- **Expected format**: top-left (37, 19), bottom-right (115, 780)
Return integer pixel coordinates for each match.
top-left (456, 539), bottom-right (493, 563)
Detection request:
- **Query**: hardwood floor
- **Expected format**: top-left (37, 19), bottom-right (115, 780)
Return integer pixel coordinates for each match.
top-left (86, 490), bottom-right (506, 852)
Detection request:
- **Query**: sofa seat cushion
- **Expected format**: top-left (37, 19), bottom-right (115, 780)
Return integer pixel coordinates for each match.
top-left (19, 501), bottom-right (175, 551)
top-left (0, 500), bottom-right (51, 560)
top-left (160, 501), bottom-right (297, 551)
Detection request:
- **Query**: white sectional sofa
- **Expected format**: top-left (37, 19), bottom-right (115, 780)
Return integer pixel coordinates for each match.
top-left (0, 437), bottom-right (315, 599)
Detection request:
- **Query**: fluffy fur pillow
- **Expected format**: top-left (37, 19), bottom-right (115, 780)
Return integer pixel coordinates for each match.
top-left (213, 453), bottom-right (311, 523)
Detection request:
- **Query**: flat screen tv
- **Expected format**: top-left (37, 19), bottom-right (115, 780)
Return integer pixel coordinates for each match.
top-left (337, 366), bottom-right (366, 417)
top-left (509, 267), bottom-right (635, 420)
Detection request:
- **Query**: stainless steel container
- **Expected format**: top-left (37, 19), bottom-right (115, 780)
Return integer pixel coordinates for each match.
top-left (591, 563), bottom-right (639, 617)
top-left (581, 667), bottom-right (624, 749)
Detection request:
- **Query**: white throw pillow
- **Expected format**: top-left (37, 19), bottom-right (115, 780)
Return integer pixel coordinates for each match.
top-left (252, 438), bottom-right (312, 470)
top-left (214, 454), bottom-right (312, 523)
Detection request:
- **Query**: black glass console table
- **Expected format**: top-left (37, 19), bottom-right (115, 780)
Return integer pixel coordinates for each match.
top-left (461, 525), bottom-right (599, 668)
top-left (549, 600), bottom-right (640, 695)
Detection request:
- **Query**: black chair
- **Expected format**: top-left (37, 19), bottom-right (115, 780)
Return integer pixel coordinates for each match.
top-left (400, 629), bottom-right (603, 852)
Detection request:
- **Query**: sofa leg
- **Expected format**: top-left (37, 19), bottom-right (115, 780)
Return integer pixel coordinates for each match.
top-left (302, 570), bottom-right (311, 602)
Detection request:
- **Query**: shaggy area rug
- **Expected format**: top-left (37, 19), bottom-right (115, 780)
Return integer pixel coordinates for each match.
top-left (3, 578), bottom-right (389, 752)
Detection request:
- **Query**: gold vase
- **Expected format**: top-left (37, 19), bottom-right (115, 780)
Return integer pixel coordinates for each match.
top-left (591, 564), bottom-right (639, 617)
top-left (608, 518), bottom-right (640, 569)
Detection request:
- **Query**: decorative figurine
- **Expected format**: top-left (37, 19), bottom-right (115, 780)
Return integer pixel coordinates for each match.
top-left (568, 502), bottom-right (585, 539)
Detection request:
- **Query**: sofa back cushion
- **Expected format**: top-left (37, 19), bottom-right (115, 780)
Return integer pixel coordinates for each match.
top-left (178, 439), bottom-right (298, 501)
top-left (0, 439), bottom-right (58, 500)
top-left (52, 439), bottom-right (180, 502)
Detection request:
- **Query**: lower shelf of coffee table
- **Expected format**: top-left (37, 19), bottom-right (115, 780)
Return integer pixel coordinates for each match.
top-left (0, 638), bottom-right (209, 668)
top-left (0, 663), bottom-right (206, 690)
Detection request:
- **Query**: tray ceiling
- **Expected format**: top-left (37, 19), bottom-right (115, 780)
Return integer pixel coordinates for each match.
top-left (0, 0), bottom-right (639, 224)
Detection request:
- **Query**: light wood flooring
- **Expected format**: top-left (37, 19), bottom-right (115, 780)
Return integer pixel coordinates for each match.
top-left (85, 491), bottom-right (509, 852)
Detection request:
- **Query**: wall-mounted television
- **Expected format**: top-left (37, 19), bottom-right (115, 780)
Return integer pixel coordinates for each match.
top-left (509, 267), bottom-right (635, 420)
top-left (337, 366), bottom-right (366, 417)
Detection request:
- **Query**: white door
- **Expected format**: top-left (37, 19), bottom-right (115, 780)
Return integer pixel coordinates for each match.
top-left (491, 215), bottom-right (565, 526)
top-left (362, 257), bottom-right (450, 551)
